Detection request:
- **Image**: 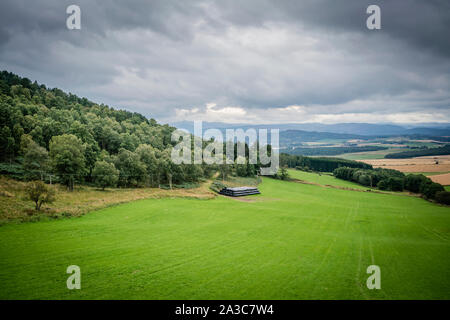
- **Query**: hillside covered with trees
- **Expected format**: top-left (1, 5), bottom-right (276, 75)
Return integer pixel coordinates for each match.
top-left (0, 71), bottom-right (215, 189)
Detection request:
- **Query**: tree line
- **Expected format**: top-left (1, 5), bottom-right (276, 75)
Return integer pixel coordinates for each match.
top-left (280, 153), bottom-right (372, 172)
top-left (385, 144), bottom-right (450, 159)
top-left (333, 166), bottom-right (449, 204)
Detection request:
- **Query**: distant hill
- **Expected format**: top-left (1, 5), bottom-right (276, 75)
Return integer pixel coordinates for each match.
top-left (172, 121), bottom-right (450, 137)
top-left (279, 130), bottom-right (366, 149)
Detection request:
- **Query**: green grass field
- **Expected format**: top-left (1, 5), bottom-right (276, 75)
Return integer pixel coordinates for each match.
top-left (287, 169), bottom-right (371, 190)
top-left (0, 177), bottom-right (449, 299)
top-left (337, 148), bottom-right (405, 160)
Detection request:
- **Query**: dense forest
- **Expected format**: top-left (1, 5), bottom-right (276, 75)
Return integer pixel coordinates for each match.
top-left (0, 71), bottom-right (262, 190)
top-left (385, 144), bottom-right (450, 159)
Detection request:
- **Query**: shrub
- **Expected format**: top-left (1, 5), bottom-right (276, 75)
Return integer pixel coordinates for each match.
top-left (25, 181), bottom-right (56, 211)
top-left (210, 181), bottom-right (226, 193)
top-left (271, 167), bottom-right (290, 180)
top-left (435, 191), bottom-right (450, 205)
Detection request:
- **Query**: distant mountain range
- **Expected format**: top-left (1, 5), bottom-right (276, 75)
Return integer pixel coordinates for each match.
top-left (171, 121), bottom-right (450, 137)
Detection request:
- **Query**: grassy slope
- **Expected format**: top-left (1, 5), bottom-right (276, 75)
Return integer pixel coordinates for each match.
top-left (0, 178), bottom-right (449, 299)
top-left (287, 169), bottom-right (370, 190)
top-left (0, 176), bottom-right (214, 224)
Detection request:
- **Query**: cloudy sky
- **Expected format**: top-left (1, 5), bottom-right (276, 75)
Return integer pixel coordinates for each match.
top-left (0, 0), bottom-right (449, 124)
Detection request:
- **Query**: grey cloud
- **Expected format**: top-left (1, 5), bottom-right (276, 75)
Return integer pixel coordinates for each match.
top-left (0, 0), bottom-right (449, 123)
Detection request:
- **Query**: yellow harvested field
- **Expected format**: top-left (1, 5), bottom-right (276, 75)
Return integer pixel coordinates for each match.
top-left (429, 173), bottom-right (450, 186)
top-left (362, 155), bottom-right (450, 173)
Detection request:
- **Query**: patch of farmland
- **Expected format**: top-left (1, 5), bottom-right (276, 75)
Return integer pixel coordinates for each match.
top-left (429, 173), bottom-right (450, 186)
top-left (361, 155), bottom-right (450, 173)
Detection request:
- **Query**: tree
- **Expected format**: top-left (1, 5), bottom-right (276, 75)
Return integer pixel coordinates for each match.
top-left (25, 181), bottom-right (56, 211)
top-left (160, 150), bottom-right (174, 189)
top-left (235, 156), bottom-right (248, 177)
top-left (0, 126), bottom-right (15, 161)
top-left (92, 160), bottom-right (119, 190)
top-left (24, 141), bottom-right (49, 181)
top-left (219, 155), bottom-right (232, 181)
top-left (136, 144), bottom-right (157, 186)
top-left (404, 174), bottom-right (429, 193)
top-left (421, 182), bottom-right (445, 199)
top-left (358, 174), bottom-right (371, 187)
top-left (377, 179), bottom-right (389, 190)
top-left (435, 191), bottom-right (450, 205)
top-left (49, 134), bottom-right (86, 191)
top-left (387, 177), bottom-right (404, 191)
top-left (114, 148), bottom-right (146, 187)
top-left (83, 142), bottom-right (100, 182)
top-left (19, 133), bottom-right (34, 155)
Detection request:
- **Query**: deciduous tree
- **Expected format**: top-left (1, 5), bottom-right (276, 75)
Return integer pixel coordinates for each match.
top-left (49, 134), bottom-right (86, 191)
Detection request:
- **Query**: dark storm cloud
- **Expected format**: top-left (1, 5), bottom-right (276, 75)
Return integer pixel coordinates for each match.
top-left (215, 0), bottom-right (450, 57)
top-left (0, 0), bottom-right (449, 123)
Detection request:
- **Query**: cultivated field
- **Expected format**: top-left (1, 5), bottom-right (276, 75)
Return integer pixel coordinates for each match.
top-left (357, 155), bottom-right (450, 185)
top-left (361, 155), bottom-right (450, 173)
top-left (360, 155), bottom-right (450, 185)
top-left (428, 173), bottom-right (450, 186)
top-left (0, 176), bottom-right (449, 299)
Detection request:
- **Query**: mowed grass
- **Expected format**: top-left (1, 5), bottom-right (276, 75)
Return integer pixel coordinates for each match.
top-left (338, 148), bottom-right (405, 160)
top-left (288, 169), bottom-right (370, 190)
top-left (0, 178), bottom-right (449, 299)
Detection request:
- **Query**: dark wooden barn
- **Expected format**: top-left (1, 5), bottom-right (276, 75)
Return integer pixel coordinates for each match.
top-left (219, 186), bottom-right (261, 197)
